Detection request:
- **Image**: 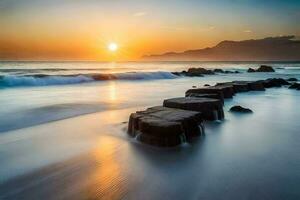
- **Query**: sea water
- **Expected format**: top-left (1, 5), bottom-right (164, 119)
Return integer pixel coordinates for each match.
top-left (0, 61), bottom-right (299, 199)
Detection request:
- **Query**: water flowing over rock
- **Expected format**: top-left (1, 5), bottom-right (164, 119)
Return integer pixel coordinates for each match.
top-left (128, 106), bottom-right (204, 147)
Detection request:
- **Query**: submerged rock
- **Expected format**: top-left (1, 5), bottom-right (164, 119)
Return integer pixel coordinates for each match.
top-left (128, 106), bottom-right (204, 147)
top-left (163, 97), bottom-right (224, 121)
top-left (230, 105), bottom-right (253, 113)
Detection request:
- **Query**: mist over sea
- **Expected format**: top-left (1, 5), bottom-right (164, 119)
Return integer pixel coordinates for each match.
top-left (0, 61), bottom-right (300, 199)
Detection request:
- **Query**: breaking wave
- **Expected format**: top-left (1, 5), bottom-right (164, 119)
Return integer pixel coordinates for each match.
top-left (0, 71), bottom-right (178, 87)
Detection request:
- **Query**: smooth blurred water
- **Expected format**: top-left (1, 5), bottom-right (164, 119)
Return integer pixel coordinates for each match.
top-left (0, 61), bottom-right (300, 199)
top-left (0, 88), bottom-right (299, 199)
top-left (1, 61), bottom-right (300, 132)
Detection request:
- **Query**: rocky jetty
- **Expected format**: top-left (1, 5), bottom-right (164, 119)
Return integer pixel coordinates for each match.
top-left (230, 105), bottom-right (253, 113)
top-left (127, 71), bottom-right (299, 147)
top-left (163, 97), bottom-right (224, 121)
top-left (128, 106), bottom-right (204, 147)
top-left (247, 65), bottom-right (275, 73)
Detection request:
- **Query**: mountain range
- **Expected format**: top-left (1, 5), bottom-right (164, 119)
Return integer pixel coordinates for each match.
top-left (142, 36), bottom-right (300, 61)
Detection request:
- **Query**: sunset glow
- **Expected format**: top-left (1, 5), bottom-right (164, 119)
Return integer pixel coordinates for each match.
top-left (108, 43), bottom-right (118, 52)
top-left (0, 0), bottom-right (299, 61)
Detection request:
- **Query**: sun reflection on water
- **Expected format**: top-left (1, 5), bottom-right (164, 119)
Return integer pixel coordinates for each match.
top-left (86, 136), bottom-right (129, 199)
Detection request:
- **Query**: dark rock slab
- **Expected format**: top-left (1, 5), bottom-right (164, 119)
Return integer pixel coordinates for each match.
top-left (163, 97), bottom-right (224, 121)
top-left (231, 82), bottom-right (250, 93)
top-left (216, 82), bottom-right (250, 93)
top-left (186, 85), bottom-right (234, 99)
top-left (186, 88), bottom-right (224, 102)
top-left (185, 93), bottom-right (224, 104)
top-left (230, 105), bottom-right (253, 113)
top-left (247, 65), bottom-right (275, 73)
top-left (128, 106), bottom-right (204, 147)
top-left (186, 67), bottom-right (214, 76)
top-left (247, 68), bottom-right (256, 73)
top-left (209, 85), bottom-right (235, 98)
top-left (263, 78), bottom-right (290, 88)
top-left (213, 69), bottom-right (224, 73)
top-left (248, 81), bottom-right (266, 91)
top-left (289, 83), bottom-right (300, 89)
top-left (287, 78), bottom-right (298, 82)
top-left (257, 65), bottom-right (275, 72)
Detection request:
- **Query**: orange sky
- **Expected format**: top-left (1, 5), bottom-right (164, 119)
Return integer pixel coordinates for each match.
top-left (0, 0), bottom-right (299, 61)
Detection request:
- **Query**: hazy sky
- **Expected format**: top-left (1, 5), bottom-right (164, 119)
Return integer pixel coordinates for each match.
top-left (1, 0), bottom-right (299, 60)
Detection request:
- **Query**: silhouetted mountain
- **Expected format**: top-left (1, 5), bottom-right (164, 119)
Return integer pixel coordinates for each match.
top-left (143, 36), bottom-right (300, 61)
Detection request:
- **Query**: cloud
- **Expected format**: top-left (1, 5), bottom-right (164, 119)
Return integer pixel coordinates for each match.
top-left (244, 30), bottom-right (252, 33)
top-left (133, 12), bottom-right (147, 17)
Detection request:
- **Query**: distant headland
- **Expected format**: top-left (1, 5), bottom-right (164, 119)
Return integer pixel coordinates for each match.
top-left (143, 36), bottom-right (300, 61)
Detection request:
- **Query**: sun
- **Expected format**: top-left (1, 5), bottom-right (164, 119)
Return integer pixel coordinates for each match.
top-left (108, 42), bottom-right (118, 52)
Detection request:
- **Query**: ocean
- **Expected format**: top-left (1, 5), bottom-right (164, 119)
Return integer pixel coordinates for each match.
top-left (0, 61), bottom-right (300, 199)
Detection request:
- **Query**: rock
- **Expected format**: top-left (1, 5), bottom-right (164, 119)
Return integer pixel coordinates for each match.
top-left (185, 93), bottom-right (224, 104)
top-left (231, 82), bottom-right (250, 93)
top-left (256, 65), bottom-right (275, 72)
top-left (289, 83), bottom-right (300, 89)
top-left (128, 106), bottom-right (204, 147)
top-left (204, 84), bottom-right (210, 87)
top-left (192, 85), bottom-right (197, 88)
top-left (247, 81), bottom-right (266, 91)
top-left (186, 67), bottom-right (214, 76)
top-left (247, 68), bottom-right (256, 73)
top-left (213, 69), bottom-right (224, 73)
top-left (216, 82), bottom-right (249, 93)
top-left (186, 85), bottom-right (234, 99)
top-left (210, 85), bottom-right (235, 98)
top-left (163, 97), bottom-right (224, 121)
top-left (230, 105), bottom-right (253, 113)
top-left (263, 78), bottom-right (290, 88)
top-left (287, 78), bottom-right (298, 82)
top-left (248, 65), bottom-right (275, 73)
top-left (185, 88), bottom-right (224, 102)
